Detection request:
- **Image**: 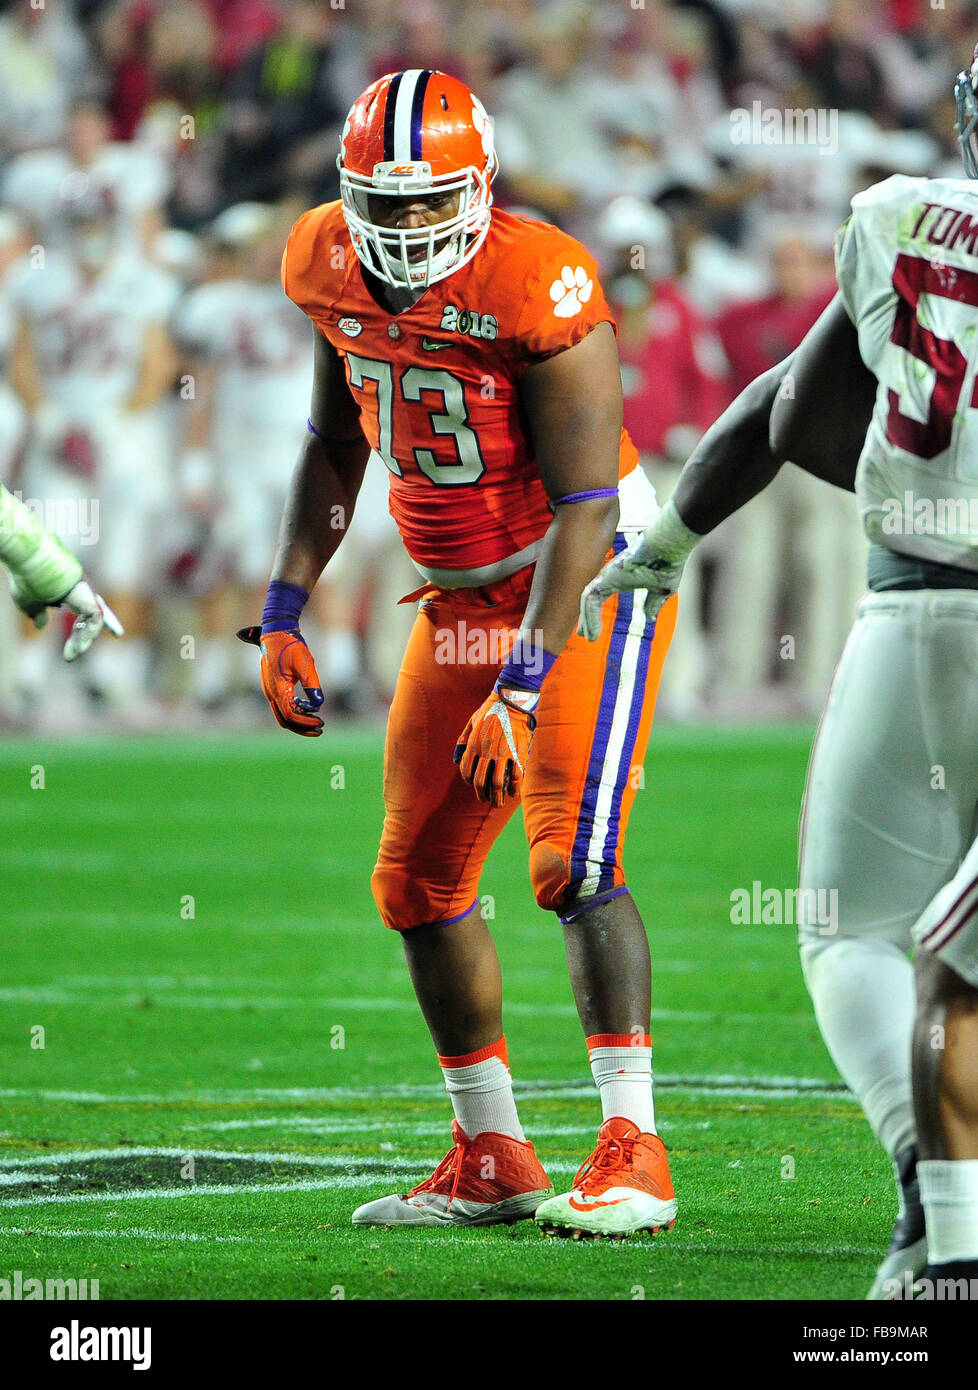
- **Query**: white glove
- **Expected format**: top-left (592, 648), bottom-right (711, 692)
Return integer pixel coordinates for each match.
top-left (60, 580), bottom-right (124, 661)
top-left (578, 499), bottom-right (701, 643)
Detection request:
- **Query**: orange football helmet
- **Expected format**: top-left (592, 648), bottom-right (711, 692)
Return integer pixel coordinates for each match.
top-left (338, 69), bottom-right (498, 291)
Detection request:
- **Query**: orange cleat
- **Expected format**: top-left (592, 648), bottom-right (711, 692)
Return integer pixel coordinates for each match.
top-left (535, 1116), bottom-right (678, 1238)
top-left (352, 1121), bottom-right (554, 1226)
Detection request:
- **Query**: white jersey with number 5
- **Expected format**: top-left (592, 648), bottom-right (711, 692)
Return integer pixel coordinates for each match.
top-left (836, 173), bottom-right (978, 571)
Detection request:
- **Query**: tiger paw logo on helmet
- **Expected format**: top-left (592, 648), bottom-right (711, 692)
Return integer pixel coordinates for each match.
top-left (470, 97), bottom-right (494, 160)
top-left (550, 265), bottom-right (594, 319)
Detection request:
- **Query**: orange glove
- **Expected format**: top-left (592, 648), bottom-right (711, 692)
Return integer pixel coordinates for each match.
top-left (454, 686), bottom-right (538, 807)
top-left (237, 625), bottom-right (324, 736)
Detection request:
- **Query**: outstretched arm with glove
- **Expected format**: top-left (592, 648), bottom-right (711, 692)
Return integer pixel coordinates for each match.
top-left (238, 328), bottom-right (369, 736)
top-left (579, 294), bottom-right (878, 641)
top-left (0, 481), bottom-right (123, 660)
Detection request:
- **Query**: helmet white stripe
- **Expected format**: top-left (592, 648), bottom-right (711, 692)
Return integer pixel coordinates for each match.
top-left (393, 69), bottom-right (424, 162)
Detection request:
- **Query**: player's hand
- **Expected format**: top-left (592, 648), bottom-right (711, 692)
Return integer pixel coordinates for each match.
top-left (10, 573), bottom-right (124, 660)
top-left (579, 501), bottom-right (700, 642)
top-left (62, 581), bottom-right (124, 660)
top-left (454, 686), bottom-right (537, 807)
top-left (578, 540), bottom-right (685, 643)
top-left (237, 625), bottom-right (324, 736)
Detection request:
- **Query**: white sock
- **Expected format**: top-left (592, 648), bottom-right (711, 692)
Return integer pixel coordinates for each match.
top-left (801, 938), bottom-right (915, 1156)
top-left (438, 1039), bottom-right (525, 1142)
top-left (919, 1160), bottom-right (978, 1263)
top-left (587, 1033), bottom-right (655, 1133)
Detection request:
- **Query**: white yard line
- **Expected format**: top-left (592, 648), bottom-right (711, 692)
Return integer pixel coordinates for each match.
top-left (0, 1144), bottom-right (587, 1208)
top-left (0, 1169), bottom-right (587, 1208)
top-left (0, 1225), bottom-right (250, 1244)
top-left (0, 984), bottom-right (810, 1024)
top-left (0, 1073), bottom-right (849, 1106)
top-left (0, 1146), bottom-right (406, 1169)
top-left (180, 1119), bottom-right (671, 1137)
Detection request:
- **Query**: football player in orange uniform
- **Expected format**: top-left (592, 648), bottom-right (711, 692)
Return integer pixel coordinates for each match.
top-left (242, 70), bottom-right (678, 1237)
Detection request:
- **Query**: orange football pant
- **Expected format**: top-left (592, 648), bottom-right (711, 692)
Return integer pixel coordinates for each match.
top-left (371, 556), bottom-right (676, 930)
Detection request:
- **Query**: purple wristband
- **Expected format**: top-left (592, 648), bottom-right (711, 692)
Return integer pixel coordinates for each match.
top-left (496, 641), bottom-right (559, 694)
top-left (261, 580), bottom-right (309, 635)
top-left (307, 417), bottom-right (325, 441)
top-left (552, 487), bottom-right (619, 506)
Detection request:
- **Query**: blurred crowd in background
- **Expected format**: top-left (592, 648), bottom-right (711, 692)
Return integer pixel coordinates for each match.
top-left (0, 0), bottom-right (974, 730)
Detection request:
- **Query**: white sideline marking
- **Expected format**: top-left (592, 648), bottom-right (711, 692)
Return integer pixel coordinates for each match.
top-left (0, 1145), bottom-right (584, 1208)
top-left (9, 911), bottom-right (345, 931)
top-left (0, 1170), bottom-right (62, 1186)
top-left (0, 1169), bottom-right (577, 1208)
top-left (0, 983), bottom-right (811, 1024)
top-left (0, 1225), bottom-right (250, 1244)
top-left (0, 1145), bottom-right (398, 1169)
top-left (0, 1179), bottom-right (375, 1208)
top-left (0, 1074), bottom-right (850, 1105)
top-left (182, 1119), bottom-right (651, 1138)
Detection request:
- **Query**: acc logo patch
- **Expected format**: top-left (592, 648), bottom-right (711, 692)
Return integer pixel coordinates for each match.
top-left (338, 316), bottom-right (363, 338)
top-left (550, 266), bottom-right (593, 319)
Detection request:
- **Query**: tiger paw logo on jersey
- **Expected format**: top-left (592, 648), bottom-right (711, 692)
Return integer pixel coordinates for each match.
top-left (550, 266), bottom-right (594, 319)
top-left (439, 304), bottom-right (498, 340)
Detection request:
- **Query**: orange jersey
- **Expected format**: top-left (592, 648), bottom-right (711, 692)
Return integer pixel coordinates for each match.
top-left (282, 202), bottom-right (641, 579)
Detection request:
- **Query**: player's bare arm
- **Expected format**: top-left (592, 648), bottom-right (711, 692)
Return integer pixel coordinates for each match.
top-left (519, 320), bottom-right (622, 646)
top-left (9, 315), bottom-right (43, 413)
top-left (671, 293), bottom-right (875, 531)
top-left (454, 322), bottom-right (620, 807)
top-left (177, 355), bottom-right (218, 512)
top-left (580, 294), bottom-right (877, 639)
top-left (124, 322), bottom-right (177, 413)
top-left (767, 292), bottom-right (877, 493)
top-left (240, 328), bottom-right (370, 737)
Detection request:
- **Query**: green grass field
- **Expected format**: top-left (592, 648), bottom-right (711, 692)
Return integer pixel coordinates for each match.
top-left (0, 723), bottom-right (895, 1300)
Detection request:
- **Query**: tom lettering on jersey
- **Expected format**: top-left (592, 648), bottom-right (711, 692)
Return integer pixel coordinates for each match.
top-left (439, 305), bottom-right (498, 340)
top-left (911, 201), bottom-right (978, 255)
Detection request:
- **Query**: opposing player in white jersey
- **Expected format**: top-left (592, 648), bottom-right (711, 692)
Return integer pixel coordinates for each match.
top-left (171, 202), bottom-right (317, 706)
top-left (581, 47), bottom-right (978, 1299)
top-left (172, 202), bottom-right (399, 710)
top-left (9, 200), bottom-right (175, 708)
top-left (0, 212), bottom-right (122, 669)
top-left (1, 99), bottom-right (170, 257)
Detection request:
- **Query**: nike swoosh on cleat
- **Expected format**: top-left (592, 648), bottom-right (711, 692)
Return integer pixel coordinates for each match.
top-left (568, 1195), bottom-right (627, 1211)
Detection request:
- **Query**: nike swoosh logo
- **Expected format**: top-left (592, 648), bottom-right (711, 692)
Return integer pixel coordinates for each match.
top-left (491, 701), bottom-right (524, 769)
top-left (421, 338), bottom-right (452, 351)
top-left (568, 1195), bottom-right (627, 1211)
